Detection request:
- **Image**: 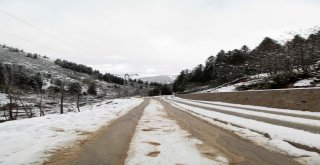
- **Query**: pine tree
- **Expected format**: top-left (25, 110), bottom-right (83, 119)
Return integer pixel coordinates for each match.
top-left (203, 56), bottom-right (216, 82)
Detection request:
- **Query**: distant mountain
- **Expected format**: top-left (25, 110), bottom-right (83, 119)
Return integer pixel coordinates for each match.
top-left (140, 75), bottom-right (177, 84)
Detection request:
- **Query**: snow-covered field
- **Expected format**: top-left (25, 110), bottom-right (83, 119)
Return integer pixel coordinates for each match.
top-left (125, 99), bottom-right (228, 165)
top-left (166, 97), bottom-right (320, 165)
top-left (0, 98), bottom-right (143, 165)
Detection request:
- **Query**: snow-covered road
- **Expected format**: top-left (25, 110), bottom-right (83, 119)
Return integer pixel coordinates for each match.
top-left (167, 96), bottom-right (320, 164)
top-left (125, 99), bottom-right (228, 165)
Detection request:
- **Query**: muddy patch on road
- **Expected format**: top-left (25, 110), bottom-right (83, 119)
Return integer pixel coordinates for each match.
top-left (146, 151), bottom-right (160, 157)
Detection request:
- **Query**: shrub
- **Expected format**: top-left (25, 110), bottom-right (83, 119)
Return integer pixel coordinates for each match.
top-left (87, 82), bottom-right (97, 95)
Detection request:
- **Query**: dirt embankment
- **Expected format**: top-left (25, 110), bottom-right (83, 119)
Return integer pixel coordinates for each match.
top-left (177, 88), bottom-right (320, 112)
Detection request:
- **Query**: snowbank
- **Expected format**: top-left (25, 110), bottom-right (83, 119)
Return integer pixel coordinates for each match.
top-left (0, 98), bottom-right (143, 165)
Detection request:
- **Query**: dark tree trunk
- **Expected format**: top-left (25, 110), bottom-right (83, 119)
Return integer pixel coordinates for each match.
top-left (60, 86), bottom-right (64, 114)
top-left (39, 92), bottom-right (45, 116)
top-left (77, 94), bottom-right (80, 112)
top-left (8, 91), bottom-right (14, 120)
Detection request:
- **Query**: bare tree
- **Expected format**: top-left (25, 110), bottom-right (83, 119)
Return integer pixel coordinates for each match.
top-left (68, 82), bottom-right (82, 112)
top-left (59, 78), bottom-right (66, 114)
top-left (8, 89), bottom-right (14, 120)
top-left (39, 90), bottom-right (45, 116)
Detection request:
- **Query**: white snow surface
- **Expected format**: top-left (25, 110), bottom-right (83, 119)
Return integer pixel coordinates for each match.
top-left (125, 99), bottom-right (228, 165)
top-left (213, 85), bottom-right (236, 92)
top-left (249, 73), bottom-right (269, 79)
top-left (294, 79), bottom-right (313, 87)
top-left (0, 98), bottom-right (143, 165)
top-left (166, 97), bottom-right (320, 164)
top-left (198, 85), bottom-right (236, 93)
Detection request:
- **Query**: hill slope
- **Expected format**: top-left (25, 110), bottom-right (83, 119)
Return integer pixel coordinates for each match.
top-left (0, 45), bottom-right (153, 121)
top-left (139, 75), bottom-right (177, 84)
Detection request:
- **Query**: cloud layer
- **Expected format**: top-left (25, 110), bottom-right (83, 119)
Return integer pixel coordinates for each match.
top-left (0, 0), bottom-right (319, 76)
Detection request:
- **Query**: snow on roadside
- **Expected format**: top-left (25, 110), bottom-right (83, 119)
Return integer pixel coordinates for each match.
top-left (170, 97), bottom-right (320, 128)
top-left (165, 98), bottom-right (320, 165)
top-left (125, 99), bottom-right (228, 165)
top-left (0, 98), bottom-right (143, 165)
top-left (181, 97), bottom-right (320, 117)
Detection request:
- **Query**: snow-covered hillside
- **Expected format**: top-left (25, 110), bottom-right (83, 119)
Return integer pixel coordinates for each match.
top-left (197, 73), bottom-right (320, 93)
top-left (0, 46), bottom-right (153, 97)
top-left (139, 75), bottom-right (177, 84)
top-left (0, 46), bottom-right (154, 121)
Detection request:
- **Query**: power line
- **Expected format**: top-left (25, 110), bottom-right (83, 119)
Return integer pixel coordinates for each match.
top-left (0, 8), bottom-right (92, 55)
top-left (0, 29), bottom-right (72, 56)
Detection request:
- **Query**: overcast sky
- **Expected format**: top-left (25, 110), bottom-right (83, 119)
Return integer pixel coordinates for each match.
top-left (0, 0), bottom-right (320, 77)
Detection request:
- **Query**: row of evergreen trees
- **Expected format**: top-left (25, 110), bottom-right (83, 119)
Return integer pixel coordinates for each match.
top-left (173, 30), bottom-right (320, 93)
top-left (54, 59), bottom-right (125, 85)
top-left (54, 59), bottom-right (165, 88)
top-left (0, 63), bottom-right (43, 91)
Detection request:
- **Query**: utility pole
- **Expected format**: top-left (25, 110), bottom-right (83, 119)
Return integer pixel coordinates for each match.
top-left (115, 73), bottom-right (139, 98)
